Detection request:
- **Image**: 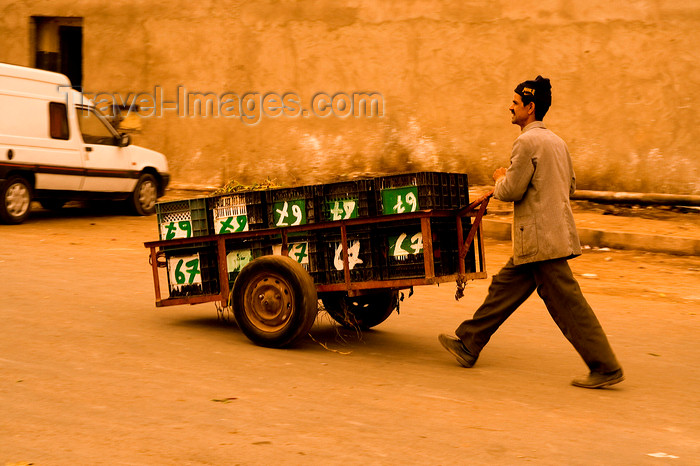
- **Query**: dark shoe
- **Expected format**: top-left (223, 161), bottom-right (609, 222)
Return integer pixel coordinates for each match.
top-left (571, 369), bottom-right (624, 389)
top-left (438, 334), bottom-right (477, 368)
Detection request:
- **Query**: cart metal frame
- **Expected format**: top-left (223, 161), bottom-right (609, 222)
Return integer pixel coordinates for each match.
top-left (144, 191), bottom-right (493, 307)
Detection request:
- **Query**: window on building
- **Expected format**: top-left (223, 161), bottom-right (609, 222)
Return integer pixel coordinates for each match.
top-left (33, 16), bottom-right (83, 90)
top-left (49, 102), bottom-right (69, 140)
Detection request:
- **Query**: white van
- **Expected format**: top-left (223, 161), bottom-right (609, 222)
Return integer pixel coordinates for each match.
top-left (0, 63), bottom-right (170, 224)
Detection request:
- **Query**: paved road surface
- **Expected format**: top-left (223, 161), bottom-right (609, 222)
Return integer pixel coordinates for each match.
top-left (1, 207), bottom-right (699, 464)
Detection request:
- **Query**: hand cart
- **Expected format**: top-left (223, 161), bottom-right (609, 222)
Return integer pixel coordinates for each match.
top-left (144, 188), bottom-right (493, 348)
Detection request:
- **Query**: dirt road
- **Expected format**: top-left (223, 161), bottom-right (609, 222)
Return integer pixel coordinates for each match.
top-left (1, 206), bottom-right (699, 465)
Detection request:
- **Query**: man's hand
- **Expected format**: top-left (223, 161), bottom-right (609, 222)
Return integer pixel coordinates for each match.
top-left (493, 167), bottom-right (507, 183)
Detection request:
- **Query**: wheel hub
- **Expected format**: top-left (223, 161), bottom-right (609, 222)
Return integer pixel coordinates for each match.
top-left (139, 181), bottom-right (157, 210)
top-left (246, 277), bottom-right (293, 330)
top-left (6, 183), bottom-right (30, 217)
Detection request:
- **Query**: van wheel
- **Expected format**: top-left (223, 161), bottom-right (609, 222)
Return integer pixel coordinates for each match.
top-left (130, 173), bottom-right (158, 216)
top-left (0, 176), bottom-right (32, 224)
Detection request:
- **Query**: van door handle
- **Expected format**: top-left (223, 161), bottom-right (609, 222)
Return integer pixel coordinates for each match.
top-left (85, 147), bottom-right (93, 152)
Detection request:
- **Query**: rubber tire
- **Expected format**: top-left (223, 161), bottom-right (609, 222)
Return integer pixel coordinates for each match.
top-left (321, 289), bottom-right (399, 330)
top-left (232, 255), bottom-right (318, 348)
top-left (130, 173), bottom-right (158, 216)
top-left (0, 176), bottom-right (32, 224)
top-left (39, 199), bottom-right (66, 210)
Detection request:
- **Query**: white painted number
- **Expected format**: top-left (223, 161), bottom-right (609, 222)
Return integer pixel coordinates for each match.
top-left (275, 201), bottom-right (304, 226)
top-left (291, 204), bottom-right (302, 225)
top-left (409, 232), bottom-right (423, 254)
top-left (393, 197), bottom-right (405, 214)
top-left (333, 240), bottom-right (363, 270)
top-left (392, 232), bottom-right (423, 257)
top-left (393, 233), bottom-right (410, 256)
top-left (406, 192), bottom-right (417, 212)
top-left (330, 202), bottom-right (344, 220)
top-left (393, 193), bottom-right (417, 214)
top-left (330, 200), bottom-right (357, 221)
top-left (275, 202), bottom-right (289, 226)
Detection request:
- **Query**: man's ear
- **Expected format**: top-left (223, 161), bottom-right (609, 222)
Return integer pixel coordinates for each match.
top-left (527, 102), bottom-right (535, 115)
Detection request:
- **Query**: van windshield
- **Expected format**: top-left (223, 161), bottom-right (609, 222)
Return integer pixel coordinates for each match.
top-left (76, 107), bottom-right (118, 145)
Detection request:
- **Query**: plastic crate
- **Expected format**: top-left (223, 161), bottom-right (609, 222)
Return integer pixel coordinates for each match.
top-left (431, 216), bottom-right (478, 276)
top-left (314, 179), bottom-right (376, 222)
top-left (224, 238), bottom-right (272, 285)
top-left (374, 217), bottom-right (476, 280)
top-left (156, 197), bottom-right (210, 240)
top-left (374, 172), bottom-right (470, 215)
top-left (268, 231), bottom-right (324, 283)
top-left (265, 185), bottom-right (317, 228)
top-left (374, 221), bottom-right (424, 279)
top-left (164, 243), bottom-right (219, 298)
top-left (319, 226), bottom-right (378, 284)
top-left (207, 191), bottom-right (267, 235)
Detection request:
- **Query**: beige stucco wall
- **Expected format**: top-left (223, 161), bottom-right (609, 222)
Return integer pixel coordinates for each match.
top-left (2, 0), bottom-right (699, 194)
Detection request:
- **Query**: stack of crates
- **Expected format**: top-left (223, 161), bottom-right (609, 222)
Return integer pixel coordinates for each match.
top-left (155, 171), bottom-right (476, 293)
top-left (155, 198), bottom-right (219, 297)
top-left (372, 172), bottom-right (471, 280)
top-left (207, 192), bottom-right (270, 285)
top-left (314, 179), bottom-right (378, 284)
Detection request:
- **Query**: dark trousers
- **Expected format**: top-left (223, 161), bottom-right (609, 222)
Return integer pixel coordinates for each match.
top-left (455, 257), bottom-right (621, 373)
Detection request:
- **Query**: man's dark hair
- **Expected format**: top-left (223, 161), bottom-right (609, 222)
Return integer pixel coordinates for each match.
top-left (515, 75), bottom-right (552, 120)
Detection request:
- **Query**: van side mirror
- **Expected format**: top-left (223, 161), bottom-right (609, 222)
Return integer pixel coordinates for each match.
top-left (118, 133), bottom-right (131, 147)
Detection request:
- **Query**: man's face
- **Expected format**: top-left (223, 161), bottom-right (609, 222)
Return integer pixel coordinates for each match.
top-left (509, 93), bottom-right (532, 127)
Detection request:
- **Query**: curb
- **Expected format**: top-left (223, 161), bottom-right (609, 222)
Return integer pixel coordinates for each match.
top-left (482, 219), bottom-right (700, 256)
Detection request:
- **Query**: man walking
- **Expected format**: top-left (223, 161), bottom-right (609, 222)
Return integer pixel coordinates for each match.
top-left (439, 76), bottom-right (624, 389)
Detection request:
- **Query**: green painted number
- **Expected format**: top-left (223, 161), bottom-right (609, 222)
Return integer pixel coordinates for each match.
top-left (179, 221), bottom-right (192, 238)
top-left (174, 259), bottom-right (186, 283)
top-left (274, 200), bottom-right (305, 226)
top-left (327, 199), bottom-right (358, 220)
top-left (218, 215), bottom-right (247, 234)
top-left (174, 257), bottom-right (201, 284)
top-left (165, 222), bottom-right (177, 240)
top-left (381, 187), bottom-right (419, 215)
top-left (164, 221), bottom-right (192, 240)
top-left (291, 243), bottom-right (308, 263)
top-left (184, 258), bottom-right (200, 284)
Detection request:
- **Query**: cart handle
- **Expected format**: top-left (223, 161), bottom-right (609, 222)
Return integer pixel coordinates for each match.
top-left (458, 190), bottom-right (493, 261)
top-left (458, 190), bottom-right (494, 217)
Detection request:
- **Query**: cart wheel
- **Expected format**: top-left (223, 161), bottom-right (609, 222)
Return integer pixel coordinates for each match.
top-left (321, 290), bottom-right (399, 330)
top-left (232, 255), bottom-right (318, 348)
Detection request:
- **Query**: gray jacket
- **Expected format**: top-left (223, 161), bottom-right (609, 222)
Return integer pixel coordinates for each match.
top-left (494, 121), bottom-right (582, 265)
